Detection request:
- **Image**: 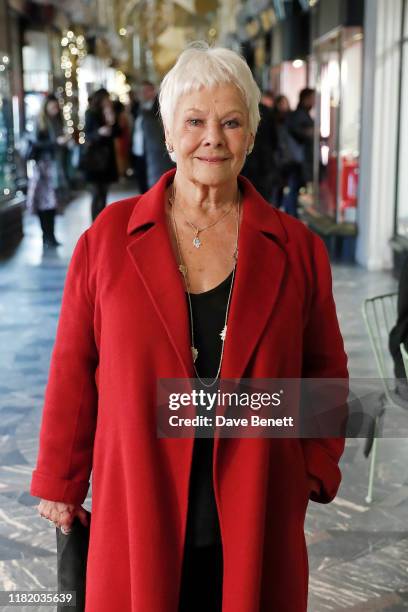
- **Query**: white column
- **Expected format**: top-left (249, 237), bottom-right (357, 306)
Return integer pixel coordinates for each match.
top-left (357, 0), bottom-right (402, 269)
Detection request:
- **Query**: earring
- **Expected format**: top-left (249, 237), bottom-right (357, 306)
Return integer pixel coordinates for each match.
top-left (166, 142), bottom-right (174, 153)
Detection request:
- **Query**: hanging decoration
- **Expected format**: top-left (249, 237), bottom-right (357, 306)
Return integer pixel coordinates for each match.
top-left (60, 30), bottom-right (87, 144)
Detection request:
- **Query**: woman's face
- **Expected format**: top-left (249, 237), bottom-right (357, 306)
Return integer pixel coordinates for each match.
top-left (167, 83), bottom-right (254, 188)
top-left (102, 97), bottom-right (112, 111)
top-left (277, 96), bottom-right (289, 113)
top-left (46, 100), bottom-right (59, 117)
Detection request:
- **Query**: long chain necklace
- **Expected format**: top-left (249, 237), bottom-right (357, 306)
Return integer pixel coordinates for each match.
top-left (169, 184), bottom-right (234, 248)
top-left (170, 188), bottom-right (241, 388)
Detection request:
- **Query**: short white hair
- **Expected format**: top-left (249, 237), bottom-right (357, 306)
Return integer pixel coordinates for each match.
top-left (159, 41), bottom-right (261, 148)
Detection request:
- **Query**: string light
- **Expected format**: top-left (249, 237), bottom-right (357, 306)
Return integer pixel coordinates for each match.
top-left (60, 30), bottom-right (87, 141)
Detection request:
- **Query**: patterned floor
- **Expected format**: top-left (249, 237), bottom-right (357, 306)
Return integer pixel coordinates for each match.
top-left (0, 184), bottom-right (407, 611)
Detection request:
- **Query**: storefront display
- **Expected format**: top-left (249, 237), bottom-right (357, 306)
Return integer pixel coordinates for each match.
top-left (0, 53), bottom-right (16, 203)
top-left (313, 27), bottom-right (363, 223)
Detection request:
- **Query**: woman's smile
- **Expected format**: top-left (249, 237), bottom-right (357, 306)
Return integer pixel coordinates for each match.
top-left (196, 156), bottom-right (230, 163)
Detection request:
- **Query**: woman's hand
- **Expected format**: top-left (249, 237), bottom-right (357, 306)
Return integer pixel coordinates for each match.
top-left (57, 134), bottom-right (71, 146)
top-left (308, 475), bottom-right (321, 497)
top-left (37, 499), bottom-right (89, 534)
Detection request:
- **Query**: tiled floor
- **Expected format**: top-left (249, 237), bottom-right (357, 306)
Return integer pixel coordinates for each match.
top-left (0, 184), bottom-right (407, 611)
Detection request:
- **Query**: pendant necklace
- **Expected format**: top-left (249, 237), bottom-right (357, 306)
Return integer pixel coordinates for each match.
top-left (170, 187), bottom-right (241, 388)
top-left (169, 184), bottom-right (234, 248)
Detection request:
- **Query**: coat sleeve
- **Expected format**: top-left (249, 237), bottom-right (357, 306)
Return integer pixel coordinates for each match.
top-left (301, 233), bottom-right (349, 504)
top-left (30, 231), bottom-right (98, 505)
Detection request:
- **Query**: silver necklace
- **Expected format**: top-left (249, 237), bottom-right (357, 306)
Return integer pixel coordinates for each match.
top-left (170, 189), bottom-right (241, 388)
top-left (169, 184), bottom-right (235, 249)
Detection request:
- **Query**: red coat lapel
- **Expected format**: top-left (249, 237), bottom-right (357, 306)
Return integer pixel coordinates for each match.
top-left (126, 171), bottom-right (194, 379)
top-left (220, 177), bottom-right (288, 380)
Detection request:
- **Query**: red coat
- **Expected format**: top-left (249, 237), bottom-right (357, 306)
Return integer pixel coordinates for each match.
top-left (31, 168), bottom-right (348, 611)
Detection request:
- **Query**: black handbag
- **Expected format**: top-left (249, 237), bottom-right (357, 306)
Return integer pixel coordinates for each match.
top-left (80, 141), bottom-right (111, 174)
top-left (56, 512), bottom-right (90, 612)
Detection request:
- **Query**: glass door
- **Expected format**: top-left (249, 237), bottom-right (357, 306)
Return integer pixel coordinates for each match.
top-left (313, 28), bottom-right (363, 222)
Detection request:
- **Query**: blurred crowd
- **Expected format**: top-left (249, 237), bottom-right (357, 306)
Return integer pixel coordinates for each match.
top-left (24, 82), bottom-right (315, 248)
top-left (241, 87), bottom-right (315, 218)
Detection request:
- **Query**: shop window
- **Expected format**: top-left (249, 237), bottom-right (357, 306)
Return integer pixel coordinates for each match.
top-left (0, 54), bottom-right (16, 203)
top-left (396, 0), bottom-right (408, 239)
top-left (22, 31), bottom-right (52, 134)
top-left (281, 61), bottom-right (307, 109)
top-left (22, 31), bottom-right (52, 93)
top-left (313, 28), bottom-right (363, 223)
top-left (269, 61), bottom-right (307, 109)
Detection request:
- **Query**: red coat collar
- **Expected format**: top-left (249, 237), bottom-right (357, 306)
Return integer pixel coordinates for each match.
top-left (127, 168), bottom-right (288, 245)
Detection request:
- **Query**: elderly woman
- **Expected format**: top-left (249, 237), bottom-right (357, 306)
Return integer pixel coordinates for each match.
top-left (31, 42), bottom-right (348, 612)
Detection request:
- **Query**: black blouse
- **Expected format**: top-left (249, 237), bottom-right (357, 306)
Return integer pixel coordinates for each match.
top-left (184, 270), bottom-right (234, 548)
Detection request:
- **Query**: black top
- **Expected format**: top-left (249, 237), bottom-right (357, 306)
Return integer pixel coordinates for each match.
top-left (32, 117), bottom-right (64, 162)
top-left (184, 270), bottom-right (234, 548)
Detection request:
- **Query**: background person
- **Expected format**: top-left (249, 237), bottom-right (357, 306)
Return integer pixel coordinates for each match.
top-left (389, 260), bottom-right (408, 401)
top-left (131, 80), bottom-right (174, 192)
top-left (83, 88), bottom-right (120, 221)
top-left (26, 94), bottom-right (70, 248)
top-left (31, 43), bottom-right (348, 612)
top-left (131, 81), bottom-right (155, 193)
top-left (289, 87), bottom-right (316, 186)
top-left (273, 94), bottom-right (304, 216)
top-left (241, 89), bottom-right (277, 202)
top-left (112, 99), bottom-right (131, 180)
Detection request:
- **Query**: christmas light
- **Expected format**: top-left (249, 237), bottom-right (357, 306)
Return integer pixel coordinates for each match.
top-left (60, 30), bottom-right (87, 138)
